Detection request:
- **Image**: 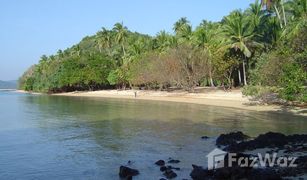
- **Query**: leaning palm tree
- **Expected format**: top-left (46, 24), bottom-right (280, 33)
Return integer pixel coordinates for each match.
top-left (223, 10), bottom-right (260, 86)
top-left (113, 22), bottom-right (128, 56)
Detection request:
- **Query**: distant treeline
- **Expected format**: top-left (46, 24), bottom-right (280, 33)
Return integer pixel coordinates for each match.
top-left (0, 80), bottom-right (17, 89)
top-left (19, 0), bottom-right (306, 102)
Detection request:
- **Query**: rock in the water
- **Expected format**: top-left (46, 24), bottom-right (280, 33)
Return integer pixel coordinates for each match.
top-left (168, 166), bottom-right (180, 171)
top-left (216, 131), bottom-right (249, 146)
top-left (168, 159), bottom-right (180, 164)
top-left (225, 132), bottom-right (292, 152)
top-left (201, 136), bottom-right (209, 139)
top-left (190, 164), bottom-right (282, 180)
top-left (190, 165), bottom-right (212, 180)
top-left (160, 165), bottom-right (180, 172)
top-left (160, 166), bottom-right (167, 172)
top-left (155, 160), bottom-right (165, 166)
top-left (163, 169), bottom-right (177, 179)
top-left (119, 166), bottom-right (139, 178)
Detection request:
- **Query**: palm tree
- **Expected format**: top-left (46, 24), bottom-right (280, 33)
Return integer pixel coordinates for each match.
top-left (283, 0), bottom-right (307, 38)
top-left (113, 22), bottom-right (128, 56)
top-left (173, 17), bottom-right (190, 34)
top-left (155, 30), bottom-right (173, 52)
top-left (223, 10), bottom-right (260, 86)
top-left (247, 0), bottom-right (265, 30)
top-left (261, 0), bottom-right (287, 28)
top-left (194, 20), bottom-right (224, 87)
top-left (96, 27), bottom-right (112, 55)
top-left (173, 17), bottom-right (193, 43)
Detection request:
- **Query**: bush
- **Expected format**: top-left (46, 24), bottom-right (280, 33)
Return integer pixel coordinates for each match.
top-left (242, 85), bottom-right (279, 98)
top-left (279, 63), bottom-right (307, 102)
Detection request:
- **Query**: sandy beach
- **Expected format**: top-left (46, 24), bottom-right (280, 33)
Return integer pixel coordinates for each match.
top-left (50, 89), bottom-right (307, 115)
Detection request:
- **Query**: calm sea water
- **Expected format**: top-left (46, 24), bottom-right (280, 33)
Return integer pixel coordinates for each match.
top-left (0, 91), bottom-right (306, 179)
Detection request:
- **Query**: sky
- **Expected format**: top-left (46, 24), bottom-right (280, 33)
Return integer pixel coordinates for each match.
top-left (0, 0), bottom-right (254, 81)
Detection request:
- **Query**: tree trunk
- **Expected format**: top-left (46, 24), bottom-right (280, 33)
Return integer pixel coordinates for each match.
top-left (281, 0), bottom-right (287, 27)
top-left (122, 44), bottom-right (126, 57)
top-left (209, 70), bottom-right (215, 87)
top-left (274, 5), bottom-right (283, 29)
top-left (242, 59), bottom-right (248, 86)
top-left (238, 69), bottom-right (242, 86)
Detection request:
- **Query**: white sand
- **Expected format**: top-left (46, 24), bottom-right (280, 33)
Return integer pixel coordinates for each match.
top-left (51, 89), bottom-right (306, 115)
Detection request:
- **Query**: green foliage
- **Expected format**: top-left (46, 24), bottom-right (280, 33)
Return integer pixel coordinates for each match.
top-left (279, 63), bottom-right (307, 101)
top-left (242, 85), bottom-right (279, 97)
top-left (19, 0), bottom-right (307, 104)
top-left (107, 70), bottom-right (120, 86)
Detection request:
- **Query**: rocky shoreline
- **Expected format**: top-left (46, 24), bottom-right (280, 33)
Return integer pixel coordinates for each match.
top-left (119, 131), bottom-right (307, 179)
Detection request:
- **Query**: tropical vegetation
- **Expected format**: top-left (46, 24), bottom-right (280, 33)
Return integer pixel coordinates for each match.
top-left (19, 0), bottom-right (307, 102)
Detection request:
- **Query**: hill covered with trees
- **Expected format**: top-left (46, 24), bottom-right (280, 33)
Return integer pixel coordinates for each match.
top-left (19, 0), bottom-right (306, 102)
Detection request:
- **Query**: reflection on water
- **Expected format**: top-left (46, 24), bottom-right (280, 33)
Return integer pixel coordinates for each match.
top-left (0, 92), bottom-right (306, 179)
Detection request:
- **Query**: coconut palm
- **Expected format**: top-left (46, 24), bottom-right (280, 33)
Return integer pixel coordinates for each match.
top-left (113, 22), bottom-right (128, 56)
top-left (173, 17), bottom-right (190, 34)
top-left (96, 27), bottom-right (112, 54)
top-left (261, 0), bottom-right (287, 28)
top-left (173, 17), bottom-right (193, 43)
top-left (194, 20), bottom-right (224, 87)
top-left (283, 0), bottom-right (307, 38)
top-left (223, 10), bottom-right (260, 86)
top-left (247, 0), bottom-right (265, 30)
top-left (155, 30), bottom-right (171, 52)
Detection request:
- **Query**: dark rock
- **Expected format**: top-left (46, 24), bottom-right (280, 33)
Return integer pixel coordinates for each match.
top-left (190, 165), bottom-right (212, 180)
top-left (247, 168), bottom-right (282, 180)
top-left (155, 160), bottom-right (165, 166)
top-left (163, 169), bottom-right (177, 179)
top-left (119, 166), bottom-right (139, 179)
top-left (223, 153), bottom-right (254, 168)
top-left (160, 165), bottom-right (180, 172)
top-left (225, 132), bottom-right (289, 152)
top-left (190, 164), bottom-right (282, 180)
top-left (201, 136), bottom-right (209, 139)
top-left (166, 165), bottom-right (180, 171)
top-left (168, 159), bottom-right (180, 164)
top-left (216, 131), bottom-right (249, 146)
top-left (230, 132), bottom-right (307, 152)
top-left (160, 166), bottom-right (167, 172)
top-left (159, 178), bottom-right (167, 180)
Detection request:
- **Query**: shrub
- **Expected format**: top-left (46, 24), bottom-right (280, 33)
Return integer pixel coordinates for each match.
top-left (279, 63), bottom-right (307, 102)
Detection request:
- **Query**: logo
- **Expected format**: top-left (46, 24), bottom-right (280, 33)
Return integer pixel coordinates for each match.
top-left (206, 148), bottom-right (228, 170)
top-left (207, 148), bottom-right (297, 169)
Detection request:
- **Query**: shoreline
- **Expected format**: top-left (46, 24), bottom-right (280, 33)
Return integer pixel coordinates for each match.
top-left (49, 89), bottom-right (307, 116)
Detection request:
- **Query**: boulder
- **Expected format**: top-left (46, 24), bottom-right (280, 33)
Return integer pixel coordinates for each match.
top-left (119, 166), bottom-right (139, 179)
